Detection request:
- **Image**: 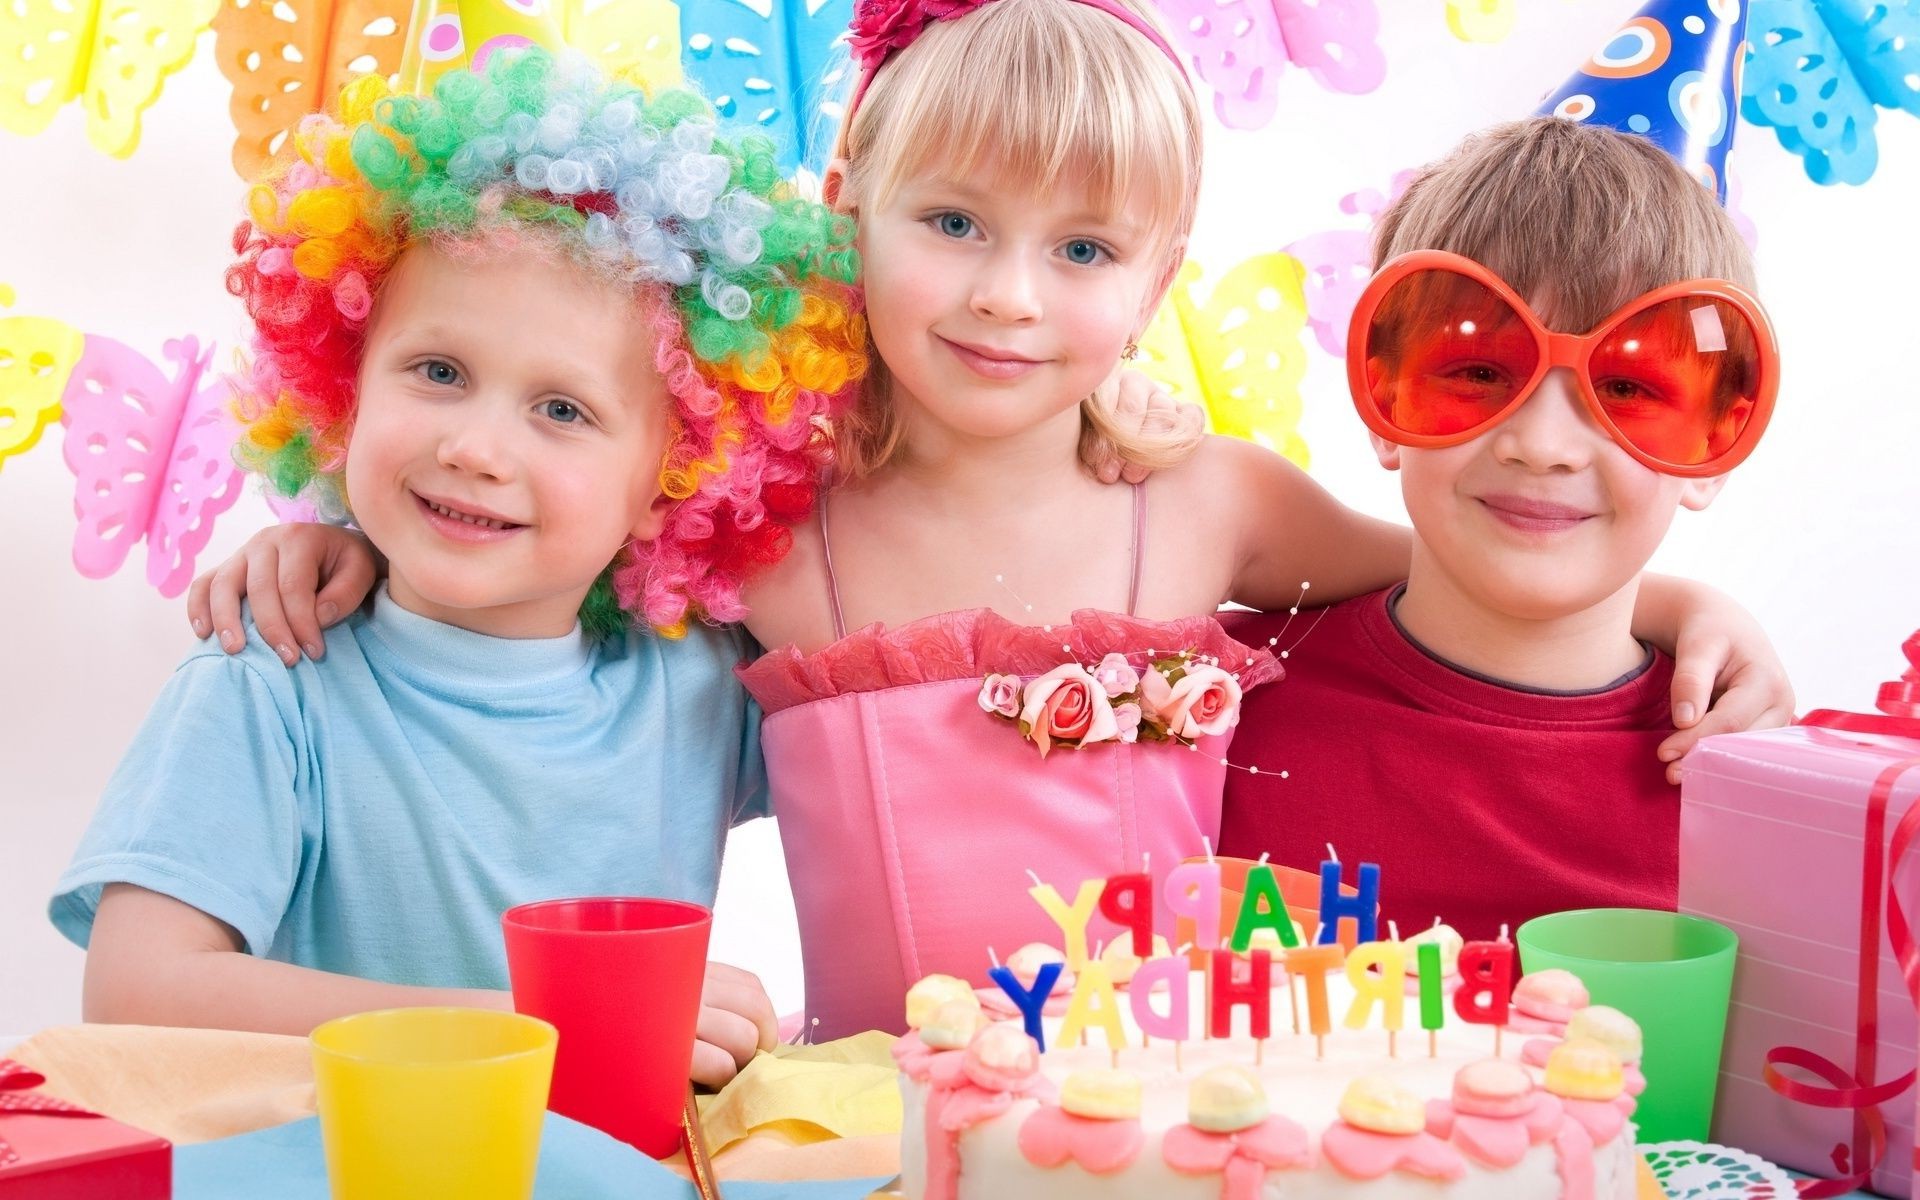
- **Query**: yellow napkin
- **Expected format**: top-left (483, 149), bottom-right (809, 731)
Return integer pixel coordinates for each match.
top-left (697, 1031), bottom-right (903, 1154)
top-left (8, 1024), bottom-right (316, 1144)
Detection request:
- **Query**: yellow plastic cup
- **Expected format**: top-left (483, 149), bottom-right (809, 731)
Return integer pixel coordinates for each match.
top-left (311, 1007), bottom-right (558, 1200)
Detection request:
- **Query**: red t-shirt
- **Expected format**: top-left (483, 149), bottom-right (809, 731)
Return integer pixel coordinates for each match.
top-left (1219, 586), bottom-right (1679, 939)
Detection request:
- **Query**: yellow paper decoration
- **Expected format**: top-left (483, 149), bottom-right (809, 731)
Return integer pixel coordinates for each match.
top-left (0, 284), bottom-right (85, 469)
top-left (1136, 254), bottom-right (1313, 468)
top-left (1446, 0), bottom-right (1516, 43)
top-left (396, 0), bottom-right (682, 101)
top-left (213, 0), bottom-right (413, 179)
top-left (0, 0), bottom-right (218, 157)
top-left (562, 0), bottom-right (682, 93)
top-left (696, 1031), bottom-right (903, 1153)
top-left (396, 0), bottom-right (565, 94)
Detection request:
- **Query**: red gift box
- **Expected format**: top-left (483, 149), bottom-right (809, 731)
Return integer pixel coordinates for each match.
top-left (0, 1059), bottom-right (170, 1200)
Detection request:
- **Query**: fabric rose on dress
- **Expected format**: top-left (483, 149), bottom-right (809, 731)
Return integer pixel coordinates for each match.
top-left (978, 672), bottom-right (1022, 718)
top-left (1111, 702), bottom-right (1142, 744)
top-left (1019, 663), bottom-right (1119, 757)
top-left (1140, 662), bottom-right (1243, 739)
top-left (1091, 652), bottom-right (1140, 698)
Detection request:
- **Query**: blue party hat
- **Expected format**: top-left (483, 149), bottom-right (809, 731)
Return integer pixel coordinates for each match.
top-left (1537, 0), bottom-right (1748, 202)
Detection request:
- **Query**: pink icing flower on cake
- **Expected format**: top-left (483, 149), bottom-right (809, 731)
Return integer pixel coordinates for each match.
top-left (1020, 663), bottom-right (1119, 757)
top-left (925, 1026), bottom-right (1054, 1126)
top-left (1018, 1070), bottom-right (1146, 1175)
top-left (920, 1027), bottom-right (1054, 1200)
top-left (1523, 1006), bottom-right (1647, 1102)
top-left (894, 981), bottom-right (986, 1083)
top-left (1162, 1067), bottom-right (1312, 1200)
top-left (977, 673), bottom-right (1022, 718)
top-left (1319, 1077), bottom-right (1467, 1182)
top-left (1509, 968), bottom-right (1590, 1034)
top-left (1424, 1060), bottom-right (1564, 1169)
top-left (1140, 661), bottom-right (1243, 739)
top-left (891, 1030), bottom-right (953, 1082)
top-left (1538, 1037), bottom-right (1635, 1200)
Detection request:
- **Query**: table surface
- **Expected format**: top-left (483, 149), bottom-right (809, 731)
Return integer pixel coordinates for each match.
top-left (0, 1025), bottom-right (1886, 1199)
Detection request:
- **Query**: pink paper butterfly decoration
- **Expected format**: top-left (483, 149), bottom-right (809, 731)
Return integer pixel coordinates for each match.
top-left (61, 335), bottom-right (245, 597)
top-left (1284, 170), bottom-right (1413, 357)
top-left (1151, 0), bottom-right (1386, 129)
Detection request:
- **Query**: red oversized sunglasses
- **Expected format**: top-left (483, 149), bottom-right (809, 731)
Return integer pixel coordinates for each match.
top-left (1347, 251), bottom-right (1778, 477)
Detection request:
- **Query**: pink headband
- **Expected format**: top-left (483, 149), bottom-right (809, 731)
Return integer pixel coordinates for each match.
top-left (843, 0), bottom-right (1190, 121)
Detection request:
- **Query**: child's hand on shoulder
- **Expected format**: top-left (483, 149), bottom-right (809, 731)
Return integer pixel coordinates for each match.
top-left (1084, 369), bottom-right (1205, 484)
top-left (1658, 596), bottom-right (1795, 781)
top-left (187, 524), bottom-right (382, 666)
top-left (694, 961), bottom-right (779, 1089)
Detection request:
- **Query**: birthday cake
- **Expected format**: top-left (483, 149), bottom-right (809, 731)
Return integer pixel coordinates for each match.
top-left (890, 863), bottom-right (1649, 1199)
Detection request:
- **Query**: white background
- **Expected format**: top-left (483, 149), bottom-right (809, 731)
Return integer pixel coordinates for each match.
top-left (3, 4), bottom-right (1917, 1035)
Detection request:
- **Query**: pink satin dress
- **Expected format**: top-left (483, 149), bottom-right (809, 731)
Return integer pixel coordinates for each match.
top-left (737, 485), bottom-right (1282, 1039)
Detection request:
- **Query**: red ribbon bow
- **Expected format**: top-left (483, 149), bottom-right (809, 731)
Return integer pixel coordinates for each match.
top-left (0, 1058), bottom-right (102, 1169)
top-left (1763, 630), bottom-right (1920, 1197)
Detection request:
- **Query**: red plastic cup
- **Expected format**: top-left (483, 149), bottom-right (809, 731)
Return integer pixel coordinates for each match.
top-left (501, 897), bottom-right (712, 1158)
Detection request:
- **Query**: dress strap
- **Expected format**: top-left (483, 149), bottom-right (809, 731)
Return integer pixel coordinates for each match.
top-left (819, 493), bottom-right (848, 641)
top-left (1127, 480), bottom-right (1148, 617)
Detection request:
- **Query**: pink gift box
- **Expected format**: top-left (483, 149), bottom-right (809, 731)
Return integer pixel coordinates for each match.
top-left (1680, 716), bottom-right (1920, 1197)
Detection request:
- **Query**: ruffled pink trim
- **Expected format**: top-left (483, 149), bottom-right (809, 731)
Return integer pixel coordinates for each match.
top-left (740, 608), bottom-right (1284, 715)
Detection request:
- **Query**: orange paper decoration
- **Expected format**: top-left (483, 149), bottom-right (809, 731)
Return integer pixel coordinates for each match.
top-left (213, 0), bottom-right (412, 178)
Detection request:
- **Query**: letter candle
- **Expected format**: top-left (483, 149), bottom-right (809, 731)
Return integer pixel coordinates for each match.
top-left (1284, 942), bottom-right (1345, 1060)
top-left (1028, 873), bottom-right (1104, 969)
top-left (1417, 941), bottom-right (1445, 1058)
top-left (1452, 938), bottom-right (1515, 1056)
top-left (1167, 861), bottom-right (1222, 966)
top-left (1128, 953), bottom-right (1190, 1072)
top-left (1228, 863), bottom-right (1300, 951)
top-left (1208, 949), bottom-right (1272, 1064)
top-left (1097, 871), bottom-right (1155, 957)
top-left (1316, 858), bottom-right (1381, 945)
top-left (1343, 939), bottom-right (1405, 1056)
top-left (989, 950), bottom-right (1062, 1052)
top-left (1057, 960), bottom-right (1128, 1065)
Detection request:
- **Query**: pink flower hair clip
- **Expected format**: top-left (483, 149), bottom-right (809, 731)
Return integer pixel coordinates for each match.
top-left (843, 0), bottom-right (1188, 118)
top-left (848, 0), bottom-right (991, 70)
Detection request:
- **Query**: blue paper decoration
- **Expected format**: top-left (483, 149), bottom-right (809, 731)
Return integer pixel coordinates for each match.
top-left (680, 0), bottom-right (856, 176)
top-left (1741, 0), bottom-right (1920, 185)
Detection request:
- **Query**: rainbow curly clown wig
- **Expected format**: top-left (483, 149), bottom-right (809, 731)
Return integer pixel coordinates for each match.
top-left (228, 49), bottom-right (868, 633)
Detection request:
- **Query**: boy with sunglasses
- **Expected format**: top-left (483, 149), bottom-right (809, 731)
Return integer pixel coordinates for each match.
top-left (1217, 117), bottom-right (1780, 936)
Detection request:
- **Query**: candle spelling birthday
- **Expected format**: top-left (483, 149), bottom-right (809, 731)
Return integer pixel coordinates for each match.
top-left (1001, 857), bottom-right (1517, 1062)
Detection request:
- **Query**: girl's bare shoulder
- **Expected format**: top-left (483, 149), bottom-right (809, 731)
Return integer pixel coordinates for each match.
top-left (740, 512), bottom-right (837, 653)
top-left (1148, 433), bottom-right (1307, 511)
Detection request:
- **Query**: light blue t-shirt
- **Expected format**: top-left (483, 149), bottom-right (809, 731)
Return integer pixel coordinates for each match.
top-left (51, 587), bottom-right (765, 990)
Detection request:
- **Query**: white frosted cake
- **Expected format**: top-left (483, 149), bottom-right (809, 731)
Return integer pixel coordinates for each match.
top-left (890, 946), bottom-right (1648, 1200)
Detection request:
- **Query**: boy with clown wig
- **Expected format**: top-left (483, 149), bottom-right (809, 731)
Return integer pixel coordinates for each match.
top-left (51, 48), bottom-right (865, 1087)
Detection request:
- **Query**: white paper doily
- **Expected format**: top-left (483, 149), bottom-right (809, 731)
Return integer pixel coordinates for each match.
top-left (1642, 1141), bottom-right (1802, 1199)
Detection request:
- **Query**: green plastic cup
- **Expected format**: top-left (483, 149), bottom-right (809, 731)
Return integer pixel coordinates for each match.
top-left (1516, 908), bottom-right (1737, 1142)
